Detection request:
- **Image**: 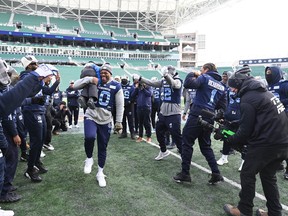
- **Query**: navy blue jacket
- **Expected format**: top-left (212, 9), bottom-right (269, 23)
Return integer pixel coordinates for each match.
top-left (20, 71), bottom-right (60, 114)
top-left (184, 71), bottom-right (227, 117)
top-left (66, 87), bottom-right (80, 107)
top-left (132, 85), bottom-right (153, 108)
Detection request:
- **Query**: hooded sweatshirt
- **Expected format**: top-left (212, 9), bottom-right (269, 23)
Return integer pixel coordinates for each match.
top-left (228, 77), bottom-right (288, 147)
top-left (265, 66), bottom-right (288, 111)
top-left (184, 70), bottom-right (227, 117)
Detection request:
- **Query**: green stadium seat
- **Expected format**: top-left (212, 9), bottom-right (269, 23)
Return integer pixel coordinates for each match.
top-left (13, 13), bottom-right (47, 27)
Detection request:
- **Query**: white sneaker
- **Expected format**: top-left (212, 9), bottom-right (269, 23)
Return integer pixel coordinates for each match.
top-left (74, 124), bottom-right (79, 128)
top-left (40, 150), bottom-right (46, 158)
top-left (217, 157), bottom-right (228, 166)
top-left (43, 144), bottom-right (55, 151)
top-left (0, 208), bottom-right (14, 216)
top-left (96, 172), bottom-right (107, 187)
top-left (84, 158), bottom-right (94, 174)
top-left (155, 150), bottom-right (170, 161)
top-left (68, 125), bottom-right (72, 129)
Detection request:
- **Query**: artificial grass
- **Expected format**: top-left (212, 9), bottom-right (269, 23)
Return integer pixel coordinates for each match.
top-left (2, 129), bottom-right (288, 216)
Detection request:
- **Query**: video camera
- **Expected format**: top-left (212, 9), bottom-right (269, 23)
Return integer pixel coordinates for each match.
top-left (198, 109), bottom-right (238, 140)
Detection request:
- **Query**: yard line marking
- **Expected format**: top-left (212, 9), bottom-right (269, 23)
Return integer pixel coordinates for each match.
top-left (146, 140), bottom-right (288, 211)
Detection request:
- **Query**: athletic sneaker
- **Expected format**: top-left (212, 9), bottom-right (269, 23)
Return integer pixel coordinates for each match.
top-left (155, 150), bottom-right (170, 160)
top-left (34, 161), bottom-right (48, 174)
top-left (43, 143), bottom-right (54, 151)
top-left (96, 172), bottom-right (107, 187)
top-left (136, 137), bottom-right (143, 143)
top-left (173, 172), bottom-right (191, 183)
top-left (223, 204), bottom-right (244, 216)
top-left (208, 173), bottom-right (224, 185)
top-left (0, 192), bottom-right (21, 203)
top-left (256, 208), bottom-right (268, 216)
top-left (84, 158), bottom-right (94, 174)
top-left (24, 168), bottom-right (42, 182)
top-left (68, 125), bottom-right (72, 129)
top-left (20, 152), bottom-right (28, 162)
top-left (217, 157), bottom-right (228, 166)
top-left (146, 137), bottom-right (152, 142)
top-left (0, 208), bottom-right (14, 216)
top-left (40, 150), bottom-right (46, 158)
top-left (74, 124), bottom-right (79, 128)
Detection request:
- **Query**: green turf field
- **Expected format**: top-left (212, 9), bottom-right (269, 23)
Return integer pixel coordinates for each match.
top-left (2, 122), bottom-right (288, 216)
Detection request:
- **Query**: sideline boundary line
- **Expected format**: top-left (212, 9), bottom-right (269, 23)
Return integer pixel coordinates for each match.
top-left (146, 140), bottom-right (288, 211)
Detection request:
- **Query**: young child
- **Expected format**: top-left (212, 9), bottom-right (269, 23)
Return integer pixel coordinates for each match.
top-left (77, 62), bottom-right (101, 110)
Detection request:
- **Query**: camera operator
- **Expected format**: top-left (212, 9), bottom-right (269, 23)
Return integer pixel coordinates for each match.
top-left (173, 63), bottom-right (226, 184)
top-left (52, 101), bottom-right (70, 134)
top-left (223, 68), bottom-right (288, 216)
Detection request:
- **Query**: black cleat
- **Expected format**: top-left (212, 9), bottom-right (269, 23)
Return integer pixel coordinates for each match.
top-left (20, 152), bottom-right (28, 162)
top-left (35, 161), bottom-right (48, 174)
top-left (173, 172), bottom-right (191, 183)
top-left (131, 133), bottom-right (137, 140)
top-left (9, 185), bottom-right (18, 192)
top-left (118, 133), bottom-right (127, 139)
top-left (0, 192), bottom-right (21, 203)
top-left (208, 173), bottom-right (224, 185)
top-left (24, 168), bottom-right (42, 182)
top-left (256, 208), bottom-right (268, 216)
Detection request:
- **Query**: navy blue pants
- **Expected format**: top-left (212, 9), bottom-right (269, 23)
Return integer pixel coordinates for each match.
top-left (0, 156), bottom-right (4, 195)
top-left (23, 110), bottom-right (46, 169)
top-left (156, 114), bottom-right (182, 153)
top-left (68, 106), bottom-right (79, 126)
top-left (181, 115), bottom-right (219, 175)
top-left (122, 104), bottom-right (135, 135)
top-left (151, 102), bottom-right (160, 129)
top-left (134, 103), bottom-right (138, 133)
top-left (137, 107), bottom-right (151, 138)
top-left (84, 118), bottom-right (111, 168)
top-left (1, 134), bottom-right (18, 197)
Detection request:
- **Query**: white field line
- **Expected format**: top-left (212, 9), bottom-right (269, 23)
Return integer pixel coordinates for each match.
top-left (146, 140), bottom-right (288, 211)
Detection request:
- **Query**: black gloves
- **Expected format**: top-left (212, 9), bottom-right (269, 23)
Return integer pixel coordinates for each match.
top-left (32, 96), bottom-right (46, 105)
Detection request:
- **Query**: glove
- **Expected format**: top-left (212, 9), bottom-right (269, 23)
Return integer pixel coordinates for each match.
top-left (114, 122), bottom-right (123, 132)
top-left (213, 128), bottom-right (225, 140)
top-left (33, 64), bottom-right (58, 77)
top-left (31, 96), bottom-right (46, 105)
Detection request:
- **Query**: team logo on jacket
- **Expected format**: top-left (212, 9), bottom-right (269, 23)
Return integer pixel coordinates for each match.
top-left (271, 96), bottom-right (285, 114)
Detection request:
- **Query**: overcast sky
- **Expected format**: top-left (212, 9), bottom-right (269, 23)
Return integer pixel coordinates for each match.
top-left (177, 0), bottom-right (288, 66)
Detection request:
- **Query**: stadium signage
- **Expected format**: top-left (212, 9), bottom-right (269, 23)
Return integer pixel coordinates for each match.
top-left (0, 30), bottom-right (145, 45)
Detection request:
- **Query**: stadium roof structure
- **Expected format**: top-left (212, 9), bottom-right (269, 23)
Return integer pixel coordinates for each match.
top-left (0, 0), bottom-right (233, 34)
